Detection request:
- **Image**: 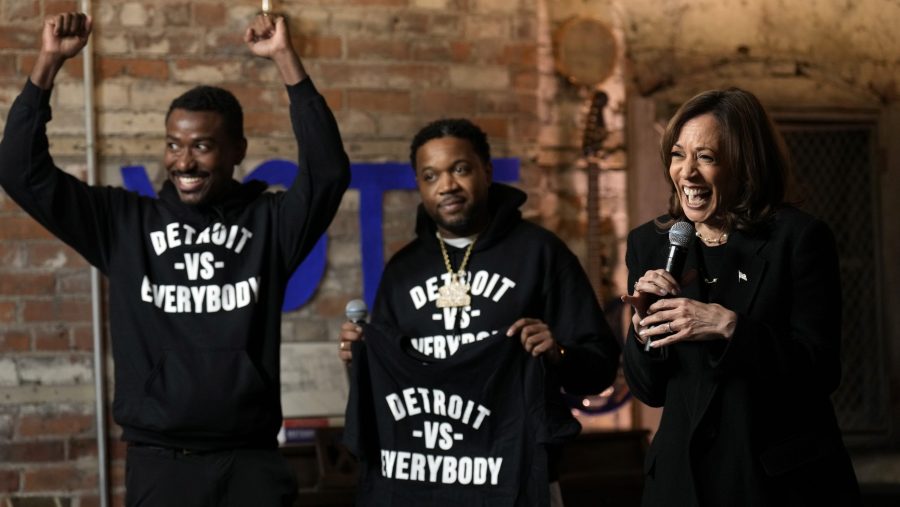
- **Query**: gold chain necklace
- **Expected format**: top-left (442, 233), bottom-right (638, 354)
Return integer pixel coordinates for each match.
top-left (435, 231), bottom-right (477, 308)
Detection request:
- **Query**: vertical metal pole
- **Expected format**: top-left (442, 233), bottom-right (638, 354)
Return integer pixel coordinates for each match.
top-left (80, 1), bottom-right (109, 506)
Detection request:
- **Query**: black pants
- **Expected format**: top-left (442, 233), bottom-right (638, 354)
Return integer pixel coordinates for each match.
top-left (125, 444), bottom-right (298, 507)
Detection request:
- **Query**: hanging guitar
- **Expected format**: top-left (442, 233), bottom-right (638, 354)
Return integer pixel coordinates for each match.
top-left (566, 90), bottom-right (631, 415)
top-left (582, 90), bottom-right (609, 303)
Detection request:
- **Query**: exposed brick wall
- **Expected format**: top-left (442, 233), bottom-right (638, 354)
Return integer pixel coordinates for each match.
top-left (534, 1), bottom-right (629, 309)
top-left (0, 0), bottom-right (542, 504)
top-left (0, 186), bottom-right (102, 506)
top-left (2, 0), bottom-right (898, 503)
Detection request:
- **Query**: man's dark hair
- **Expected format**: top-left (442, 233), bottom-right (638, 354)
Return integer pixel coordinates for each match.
top-left (166, 86), bottom-right (244, 142)
top-left (409, 118), bottom-right (491, 170)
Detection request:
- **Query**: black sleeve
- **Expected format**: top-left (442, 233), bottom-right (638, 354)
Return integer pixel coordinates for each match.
top-left (370, 257), bottom-right (402, 330)
top-left (276, 78), bottom-right (351, 271)
top-left (0, 80), bottom-right (120, 273)
top-left (545, 252), bottom-right (621, 396)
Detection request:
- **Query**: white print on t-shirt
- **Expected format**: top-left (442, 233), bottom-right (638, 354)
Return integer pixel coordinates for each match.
top-left (386, 387), bottom-right (492, 432)
top-left (380, 450), bottom-right (502, 485)
top-left (149, 222), bottom-right (253, 256)
top-left (140, 221), bottom-right (261, 314)
top-left (380, 387), bottom-right (502, 485)
top-left (409, 330), bottom-right (500, 359)
top-left (408, 270), bottom-right (516, 310)
top-left (140, 275), bottom-right (261, 314)
top-left (405, 270), bottom-right (517, 357)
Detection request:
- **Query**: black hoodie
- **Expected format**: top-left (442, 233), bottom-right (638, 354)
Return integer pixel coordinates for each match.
top-left (0, 78), bottom-right (350, 450)
top-left (344, 323), bottom-right (578, 506)
top-left (371, 183), bottom-right (621, 444)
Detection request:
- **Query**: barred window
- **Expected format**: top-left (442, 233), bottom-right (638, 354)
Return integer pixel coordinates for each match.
top-left (780, 120), bottom-right (889, 442)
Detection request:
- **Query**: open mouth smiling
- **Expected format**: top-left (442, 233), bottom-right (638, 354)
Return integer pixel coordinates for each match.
top-left (174, 173), bottom-right (207, 192)
top-left (683, 186), bottom-right (711, 207)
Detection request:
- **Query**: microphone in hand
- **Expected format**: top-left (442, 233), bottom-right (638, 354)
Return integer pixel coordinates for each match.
top-left (345, 299), bottom-right (368, 324)
top-left (644, 221), bottom-right (694, 351)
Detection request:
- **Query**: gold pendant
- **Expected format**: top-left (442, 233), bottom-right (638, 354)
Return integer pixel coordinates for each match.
top-left (436, 273), bottom-right (471, 308)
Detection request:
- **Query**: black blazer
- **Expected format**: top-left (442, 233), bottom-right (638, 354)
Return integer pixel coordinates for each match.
top-left (623, 207), bottom-right (860, 507)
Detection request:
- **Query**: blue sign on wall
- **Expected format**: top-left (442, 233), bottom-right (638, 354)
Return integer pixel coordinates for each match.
top-left (121, 158), bottom-right (520, 311)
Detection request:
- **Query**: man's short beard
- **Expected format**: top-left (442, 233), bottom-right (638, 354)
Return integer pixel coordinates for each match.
top-left (436, 215), bottom-right (476, 237)
top-left (432, 200), bottom-right (489, 237)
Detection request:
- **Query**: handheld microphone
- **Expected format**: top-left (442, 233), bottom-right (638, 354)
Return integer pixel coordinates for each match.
top-left (665, 221), bottom-right (694, 273)
top-left (345, 299), bottom-right (368, 324)
top-left (645, 221), bottom-right (694, 351)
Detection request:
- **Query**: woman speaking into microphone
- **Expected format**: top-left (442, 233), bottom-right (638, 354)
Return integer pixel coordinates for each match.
top-left (621, 88), bottom-right (860, 506)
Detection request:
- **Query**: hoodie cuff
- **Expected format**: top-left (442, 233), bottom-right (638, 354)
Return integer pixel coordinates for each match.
top-left (22, 79), bottom-right (53, 109)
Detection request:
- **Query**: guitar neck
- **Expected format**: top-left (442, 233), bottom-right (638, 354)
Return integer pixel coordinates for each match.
top-left (581, 90), bottom-right (608, 304)
top-left (586, 158), bottom-right (604, 303)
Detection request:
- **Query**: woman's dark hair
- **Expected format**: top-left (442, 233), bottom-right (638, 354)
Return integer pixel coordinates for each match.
top-left (660, 87), bottom-right (794, 232)
top-left (166, 86), bottom-right (244, 142)
top-left (409, 118), bottom-right (491, 170)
